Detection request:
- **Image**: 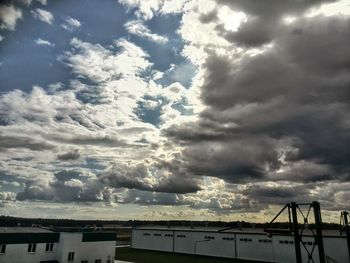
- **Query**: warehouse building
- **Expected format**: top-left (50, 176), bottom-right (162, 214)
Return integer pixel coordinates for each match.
top-left (0, 227), bottom-right (116, 263)
top-left (131, 226), bottom-right (349, 263)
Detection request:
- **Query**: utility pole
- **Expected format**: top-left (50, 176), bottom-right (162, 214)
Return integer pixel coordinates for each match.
top-left (341, 211), bottom-right (350, 261)
top-left (313, 201), bottom-right (325, 263)
top-left (291, 202), bottom-right (302, 263)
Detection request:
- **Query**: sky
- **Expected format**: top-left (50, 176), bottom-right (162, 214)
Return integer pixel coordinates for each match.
top-left (0, 0), bottom-right (350, 222)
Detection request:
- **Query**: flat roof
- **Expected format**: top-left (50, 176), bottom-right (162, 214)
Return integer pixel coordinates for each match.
top-left (0, 227), bottom-right (55, 233)
top-left (133, 226), bottom-right (344, 237)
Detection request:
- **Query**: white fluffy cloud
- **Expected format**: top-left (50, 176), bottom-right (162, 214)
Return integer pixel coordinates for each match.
top-left (119, 0), bottom-right (188, 20)
top-left (61, 37), bottom-right (151, 83)
top-left (125, 20), bottom-right (168, 43)
top-left (61, 16), bottom-right (81, 31)
top-left (35, 38), bottom-right (54, 46)
top-left (0, 5), bottom-right (22, 31)
top-left (31, 8), bottom-right (54, 24)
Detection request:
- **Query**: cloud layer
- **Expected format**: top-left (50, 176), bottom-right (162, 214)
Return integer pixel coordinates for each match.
top-left (1, 0), bottom-right (350, 221)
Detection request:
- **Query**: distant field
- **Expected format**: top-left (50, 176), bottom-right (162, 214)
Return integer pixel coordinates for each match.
top-left (115, 247), bottom-right (265, 263)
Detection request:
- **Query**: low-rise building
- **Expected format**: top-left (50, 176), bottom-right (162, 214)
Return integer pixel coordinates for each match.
top-left (0, 227), bottom-right (116, 263)
top-left (131, 226), bottom-right (349, 263)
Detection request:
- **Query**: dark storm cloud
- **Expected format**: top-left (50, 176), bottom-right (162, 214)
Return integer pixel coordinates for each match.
top-left (57, 149), bottom-right (81, 161)
top-left (181, 138), bottom-right (279, 183)
top-left (213, 0), bottom-right (335, 46)
top-left (100, 162), bottom-right (201, 194)
top-left (0, 133), bottom-right (55, 151)
top-left (17, 181), bottom-right (54, 201)
top-left (44, 133), bottom-right (133, 148)
top-left (242, 184), bottom-right (312, 205)
top-left (16, 170), bottom-right (107, 203)
top-left (165, 14), bottom-right (350, 194)
top-left (155, 175), bottom-right (201, 194)
top-left (199, 9), bottom-right (218, 24)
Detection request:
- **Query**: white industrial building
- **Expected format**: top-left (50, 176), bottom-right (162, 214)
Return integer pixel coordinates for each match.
top-left (131, 226), bottom-right (350, 263)
top-left (0, 227), bottom-right (116, 263)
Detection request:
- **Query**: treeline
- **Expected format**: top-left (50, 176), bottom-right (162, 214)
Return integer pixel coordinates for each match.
top-left (0, 215), bottom-right (341, 230)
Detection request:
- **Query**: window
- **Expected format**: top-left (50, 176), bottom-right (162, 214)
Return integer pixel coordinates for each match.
top-left (0, 244), bottom-right (6, 254)
top-left (154, 233), bottom-right (161, 236)
top-left (106, 256), bottom-right (111, 263)
top-left (68, 252), bottom-right (75, 261)
top-left (223, 237), bottom-right (234, 241)
top-left (81, 261), bottom-right (88, 263)
top-left (46, 243), bottom-right (54, 252)
top-left (177, 234), bottom-right (186, 238)
top-left (165, 234), bottom-right (173, 237)
top-left (279, 240), bottom-right (294, 245)
top-left (27, 243), bottom-right (36, 253)
top-left (95, 260), bottom-right (101, 263)
top-left (204, 236), bottom-right (215, 240)
top-left (259, 239), bottom-right (272, 243)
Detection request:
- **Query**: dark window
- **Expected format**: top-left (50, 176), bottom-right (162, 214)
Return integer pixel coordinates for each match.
top-left (27, 243), bottom-right (36, 253)
top-left (46, 243), bottom-right (54, 252)
top-left (68, 252), bottom-right (75, 261)
top-left (0, 244), bottom-right (6, 254)
top-left (81, 261), bottom-right (88, 263)
top-left (95, 260), bottom-right (101, 263)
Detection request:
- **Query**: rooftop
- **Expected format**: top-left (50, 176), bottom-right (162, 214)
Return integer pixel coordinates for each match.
top-left (0, 227), bottom-right (54, 233)
top-left (133, 225), bottom-right (344, 237)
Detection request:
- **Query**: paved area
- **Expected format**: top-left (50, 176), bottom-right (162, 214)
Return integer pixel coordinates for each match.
top-left (115, 260), bottom-right (134, 263)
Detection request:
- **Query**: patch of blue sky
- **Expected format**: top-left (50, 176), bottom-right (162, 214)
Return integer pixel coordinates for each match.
top-left (130, 14), bottom-right (186, 70)
top-left (171, 99), bottom-right (194, 116)
top-left (0, 171), bottom-right (26, 193)
top-left (44, 0), bottom-right (130, 45)
top-left (0, 4), bottom-right (71, 92)
top-left (0, 0), bottom-right (130, 94)
top-left (156, 60), bottom-right (197, 88)
top-left (135, 95), bottom-right (165, 127)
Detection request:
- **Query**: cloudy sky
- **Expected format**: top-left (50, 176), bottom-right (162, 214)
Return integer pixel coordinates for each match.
top-left (0, 0), bottom-right (350, 222)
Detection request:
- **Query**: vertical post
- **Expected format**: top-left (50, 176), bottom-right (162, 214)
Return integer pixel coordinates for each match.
top-left (234, 233), bottom-right (237, 259)
top-left (291, 202), bottom-right (302, 263)
top-left (343, 211), bottom-right (350, 262)
top-left (172, 230), bottom-right (175, 253)
top-left (288, 204), bottom-right (293, 231)
top-left (194, 241), bottom-right (197, 263)
top-left (313, 201), bottom-right (326, 263)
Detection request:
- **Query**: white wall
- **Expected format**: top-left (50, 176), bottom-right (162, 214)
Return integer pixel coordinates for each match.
top-left (132, 230), bottom-right (174, 252)
top-left (236, 234), bottom-right (274, 262)
top-left (0, 242), bottom-right (58, 263)
top-left (81, 240), bottom-right (115, 263)
top-left (57, 232), bottom-right (82, 263)
top-left (57, 232), bottom-right (115, 263)
top-left (272, 236), bottom-right (296, 263)
top-left (132, 229), bottom-right (350, 263)
top-left (174, 231), bottom-right (236, 258)
top-left (323, 237), bottom-right (349, 263)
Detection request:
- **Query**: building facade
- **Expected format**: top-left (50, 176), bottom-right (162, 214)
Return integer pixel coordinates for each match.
top-left (0, 227), bottom-right (116, 263)
top-left (131, 226), bottom-right (349, 263)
